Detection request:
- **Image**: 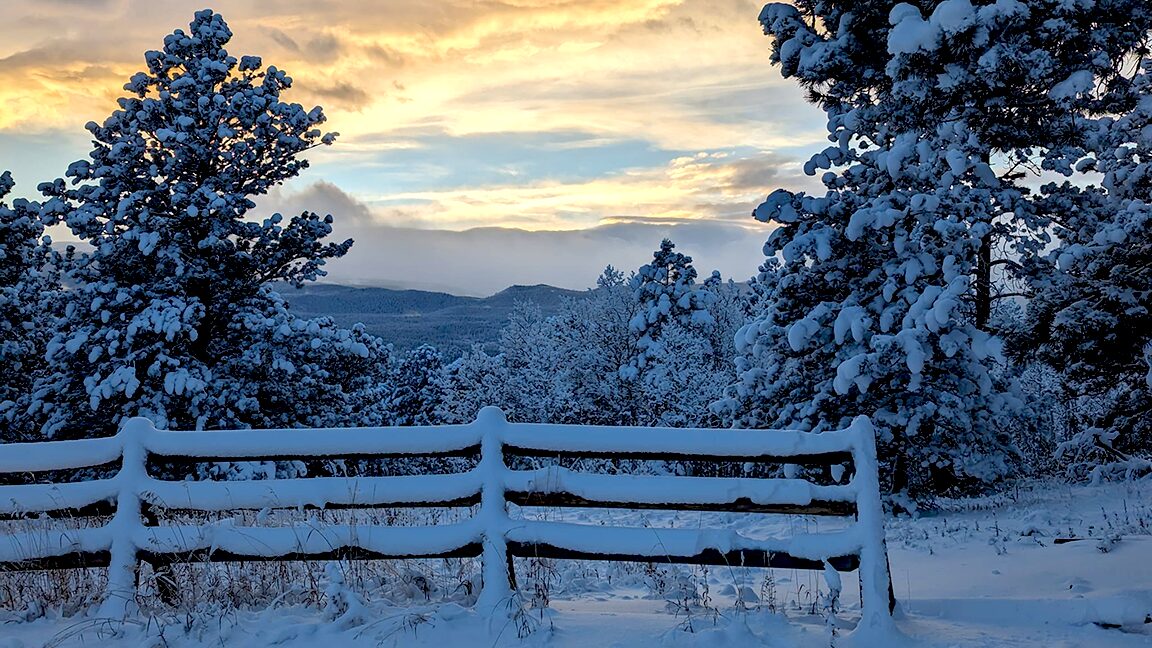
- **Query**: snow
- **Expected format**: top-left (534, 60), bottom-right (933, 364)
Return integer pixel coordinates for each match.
top-left (505, 468), bottom-right (857, 508)
top-left (1050, 69), bottom-right (1095, 101)
top-left (146, 423), bottom-right (483, 458)
top-left (0, 421), bottom-right (483, 472)
top-left (834, 354), bottom-right (870, 395)
top-left (0, 527), bottom-right (109, 564)
top-left (4, 481), bottom-right (1151, 647)
top-left (888, 5), bottom-right (936, 55)
top-left (501, 420), bottom-right (858, 460)
top-left (887, 0), bottom-right (985, 55)
top-left (846, 416), bottom-right (894, 637)
top-left (142, 472), bottom-right (482, 511)
top-left (137, 520), bottom-right (482, 561)
top-left (0, 436), bottom-right (122, 472)
top-left (0, 479), bottom-right (118, 516)
top-left (931, 0), bottom-right (975, 35)
top-left (833, 306), bottom-right (868, 345)
top-left (476, 405), bottom-right (513, 612)
top-left (506, 520), bottom-right (863, 563)
top-left (101, 418), bottom-right (149, 618)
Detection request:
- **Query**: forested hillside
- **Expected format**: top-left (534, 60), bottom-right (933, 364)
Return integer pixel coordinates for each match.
top-left (280, 283), bottom-right (583, 357)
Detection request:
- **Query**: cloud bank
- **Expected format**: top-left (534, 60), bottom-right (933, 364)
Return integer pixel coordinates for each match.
top-left (261, 181), bottom-right (772, 296)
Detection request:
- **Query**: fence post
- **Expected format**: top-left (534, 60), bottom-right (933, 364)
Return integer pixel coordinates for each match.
top-left (99, 417), bottom-right (151, 618)
top-left (849, 415), bottom-right (895, 631)
top-left (474, 406), bottom-right (513, 613)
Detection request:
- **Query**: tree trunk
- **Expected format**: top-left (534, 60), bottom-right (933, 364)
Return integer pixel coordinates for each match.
top-left (976, 226), bottom-right (992, 329)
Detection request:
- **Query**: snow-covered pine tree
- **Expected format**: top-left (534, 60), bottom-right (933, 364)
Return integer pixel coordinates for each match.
top-left (0, 173), bottom-right (63, 442)
top-left (386, 344), bottom-right (446, 428)
top-left (698, 270), bottom-right (749, 374)
top-left (497, 300), bottom-right (564, 423)
top-left (28, 10), bottom-right (378, 438)
top-left (760, 0), bottom-right (1151, 498)
top-left (723, 0), bottom-right (1152, 498)
top-left (637, 321), bottom-right (730, 429)
top-left (622, 239), bottom-right (714, 381)
top-left (882, 0), bottom-right (1152, 333)
top-left (214, 301), bottom-right (393, 430)
top-left (437, 345), bottom-right (509, 424)
top-left (1025, 57), bottom-right (1152, 478)
top-left (546, 266), bottom-right (642, 425)
top-left (632, 269), bottom-right (739, 429)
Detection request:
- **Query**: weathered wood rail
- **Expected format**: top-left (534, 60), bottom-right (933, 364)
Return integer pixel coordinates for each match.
top-left (0, 407), bottom-right (893, 629)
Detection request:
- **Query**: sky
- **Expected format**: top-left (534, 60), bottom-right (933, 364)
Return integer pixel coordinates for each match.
top-left (0, 0), bottom-right (827, 295)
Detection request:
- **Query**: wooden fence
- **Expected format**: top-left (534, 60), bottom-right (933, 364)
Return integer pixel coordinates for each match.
top-left (0, 407), bottom-right (893, 629)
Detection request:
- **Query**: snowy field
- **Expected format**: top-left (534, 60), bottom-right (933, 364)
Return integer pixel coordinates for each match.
top-left (2, 480), bottom-right (1150, 647)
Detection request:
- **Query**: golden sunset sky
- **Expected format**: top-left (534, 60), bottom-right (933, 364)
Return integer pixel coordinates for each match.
top-left (0, 0), bottom-right (825, 293)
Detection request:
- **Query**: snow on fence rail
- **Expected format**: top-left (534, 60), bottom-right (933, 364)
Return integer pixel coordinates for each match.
top-left (0, 407), bottom-right (893, 629)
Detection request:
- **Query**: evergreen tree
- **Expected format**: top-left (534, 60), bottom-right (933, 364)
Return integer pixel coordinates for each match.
top-left (638, 321), bottom-right (730, 429)
top-left (698, 271), bottom-right (750, 375)
top-left (386, 345), bottom-right (446, 427)
top-left (1025, 59), bottom-right (1152, 477)
top-left (0, 173), bottom-right (62, 441)
top-left (498, 301), bottom-right (563, 423)
top-left (215, 300), bottom-right (393, 430)
top-left (549, 266), bottom-right (643, 425)
top-left (622, 239), bottom-right (714, 380)
top-left (28, 10), bottom-right (370, 438)
top-left (437, 345), bottom-right (508, 424)
top-left (722, 0), bottom-right (1152, 498)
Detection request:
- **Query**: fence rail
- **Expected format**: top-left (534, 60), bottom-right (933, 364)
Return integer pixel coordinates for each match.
top-left (0, 407), bottom-right (893, 629)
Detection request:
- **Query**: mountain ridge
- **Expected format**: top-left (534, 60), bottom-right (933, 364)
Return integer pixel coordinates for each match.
top-left (279, 282), bottom-right (585, 358)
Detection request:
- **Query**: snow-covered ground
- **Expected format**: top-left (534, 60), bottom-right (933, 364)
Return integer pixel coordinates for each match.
top-left (2, 480), bottom-right (1150, 647)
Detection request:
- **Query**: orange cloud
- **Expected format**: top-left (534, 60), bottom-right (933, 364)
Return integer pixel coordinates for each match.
top-left (0, 0), bottom-right (825, 235)
top-left (0, 0), bottom-right (817, 144)
top-left (269, 150), bottom-right (813, 231)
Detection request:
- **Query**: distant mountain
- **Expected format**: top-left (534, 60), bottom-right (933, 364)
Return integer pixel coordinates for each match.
top-left (278, 283), bottom-right (585, 358)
